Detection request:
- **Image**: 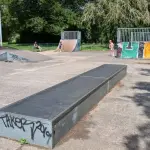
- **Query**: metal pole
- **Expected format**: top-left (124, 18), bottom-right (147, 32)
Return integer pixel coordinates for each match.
top-left (0, 11), bottom-right (2, 46)
top-left (116, 0), bottom-right (118, 42)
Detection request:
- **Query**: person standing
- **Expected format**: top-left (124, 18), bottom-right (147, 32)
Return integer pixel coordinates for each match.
top-left (109, 40), bottom-right (115, 56)
top-left (58, 40), bottom-right (63, 52)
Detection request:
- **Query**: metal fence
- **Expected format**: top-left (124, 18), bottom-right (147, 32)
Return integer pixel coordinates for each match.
top-left (61, 31), bottom-right (81, 40)
top-left (117, 28), bottom-right (150, 42)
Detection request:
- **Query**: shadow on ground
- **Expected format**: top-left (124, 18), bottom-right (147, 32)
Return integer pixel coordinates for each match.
top-left (123, 68), bottom-right (150, 150)
top-left (140, 69), bottom-right (150, 76)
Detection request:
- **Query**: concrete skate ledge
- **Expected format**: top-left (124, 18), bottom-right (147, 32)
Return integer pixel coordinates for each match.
top-left (0, 64), bottom-right (127, 148)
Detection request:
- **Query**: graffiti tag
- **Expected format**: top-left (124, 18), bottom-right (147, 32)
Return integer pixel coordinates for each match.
top-left (9, 53), bottom-right (29, 62)
top-left (0, 114), bottom-right (51, 141)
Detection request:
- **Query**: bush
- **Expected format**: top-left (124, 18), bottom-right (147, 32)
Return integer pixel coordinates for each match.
top-left (8, 33), bottom-right (20, 44)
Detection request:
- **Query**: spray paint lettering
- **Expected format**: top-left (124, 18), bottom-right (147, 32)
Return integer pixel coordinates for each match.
top-left (144, 42), bottom-right (150, 58)
top-left (121, 42), bottom-right (139, 58)
top-left (0, 114), bottom-right (51, 141)
top-left (9, 53), bottom-right (29, 62)
top-left (138, 42), bottom-right (144, 58)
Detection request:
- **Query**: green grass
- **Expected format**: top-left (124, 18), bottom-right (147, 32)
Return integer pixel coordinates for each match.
top-left (19, 138), bottom-right (29, 145)
top-left (3, 42), bottom-right (57, 51)
top-left (2, 42), bottom-right (108, 52)
top-left (81, 43), bottom-right (108, 51)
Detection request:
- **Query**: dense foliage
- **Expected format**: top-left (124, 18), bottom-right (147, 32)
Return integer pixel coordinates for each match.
top-left (0, 0), bottom-right (150, 43)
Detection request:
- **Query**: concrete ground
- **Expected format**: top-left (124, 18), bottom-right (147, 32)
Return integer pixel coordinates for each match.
top-left (0, 51), bottom-right (150, 150)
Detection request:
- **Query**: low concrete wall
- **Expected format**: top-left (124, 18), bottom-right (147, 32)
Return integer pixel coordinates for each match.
top-left (117, 42), bottom-right (150, 59)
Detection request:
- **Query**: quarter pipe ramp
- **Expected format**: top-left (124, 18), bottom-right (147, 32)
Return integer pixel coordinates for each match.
top-left (56, 40), bottom-right (80, 52)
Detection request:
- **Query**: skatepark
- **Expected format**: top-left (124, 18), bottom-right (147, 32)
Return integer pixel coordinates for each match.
top-left (1, 0), bottom-right (150, 147)
top-left (0, 48), bottom-right (150, 149)
top-left (0, 29), bottom-right (150, 150)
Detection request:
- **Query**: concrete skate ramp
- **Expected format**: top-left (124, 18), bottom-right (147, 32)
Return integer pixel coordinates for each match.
top-left (0, 51), bottom-right (30, 62)
top-left (57, 40), bottom-right (77, 52)
top-left (0, 49), bottom-right (51, 62)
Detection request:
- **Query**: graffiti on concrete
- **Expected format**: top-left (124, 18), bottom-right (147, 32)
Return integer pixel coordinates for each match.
top-left (126, 42), bottom-right (132, 49)
top-left (0, 114), bottom-right (51, 142)
top-left (117, 43), bottom-right (123, 57)
top-left (0, 52), bottom-right (29, 62)
top-left (121, 42), bottom-right (139, 58)
top-left (144, 42), bottom-right (150, 58)
top-left (117, 41), bottom-right (150, 59)
top-left (138, 42), bottom-right (144, 58)
top-left (9, 53), bottom-right (29, 62)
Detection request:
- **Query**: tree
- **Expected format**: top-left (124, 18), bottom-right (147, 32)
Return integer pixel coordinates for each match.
top-left (2, 0), bottom-right (150, 43)
top-left (9, 0), bottom-right (78, 34)
top-left (82, 0), bottom-right (150, 43)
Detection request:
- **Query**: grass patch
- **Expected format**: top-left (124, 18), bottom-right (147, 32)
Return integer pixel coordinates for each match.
top-left (2, 42), bottom-right (109, 51)
top-left (81, 43), bottom-right (108, 51)
top-left (3, 42), bottom-right (57, 51)
top-left (19, 138), bottom-right (29, 145)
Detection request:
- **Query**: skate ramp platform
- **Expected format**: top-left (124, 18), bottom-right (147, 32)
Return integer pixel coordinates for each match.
top-left (0, 64), bottom-right (127, 148)
top-left (57, 39), bottom-right (80, 52)
top-left (0, 49), bottom-right (51, 62)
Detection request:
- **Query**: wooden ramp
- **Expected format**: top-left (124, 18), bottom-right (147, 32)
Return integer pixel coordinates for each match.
top-left (56, 40), bottom-right (78, 52)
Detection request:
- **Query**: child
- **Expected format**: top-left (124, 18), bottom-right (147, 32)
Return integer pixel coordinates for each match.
top-left (34, 41), bottom-right (42, 51)
top-left (58, 40), bottom-right (63, 52)
top-left (109, 40), bottom-right (115, 57)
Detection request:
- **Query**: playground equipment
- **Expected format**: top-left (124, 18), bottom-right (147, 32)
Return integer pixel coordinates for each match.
top-left (117, 28), bottom-right (150, 59)
top-left (56, 31), bottom-right (81, 52)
